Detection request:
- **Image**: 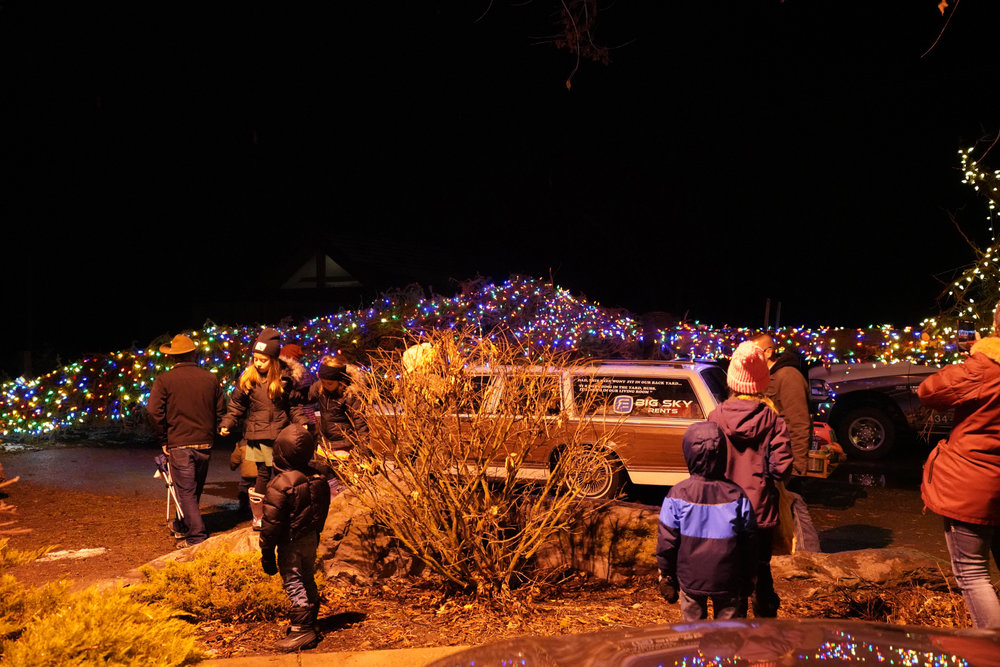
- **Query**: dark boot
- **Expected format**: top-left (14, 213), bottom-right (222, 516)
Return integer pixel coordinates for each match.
top-left (274, 607), bottom-right (319, 653)
top-left (307, 603), bottom-right (322, 642)
top-left (236, 490), bottom-right (250, 517)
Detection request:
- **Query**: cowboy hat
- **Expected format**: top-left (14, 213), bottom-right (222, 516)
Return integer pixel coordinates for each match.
top-left (159, 334), bottom-right (197, 355)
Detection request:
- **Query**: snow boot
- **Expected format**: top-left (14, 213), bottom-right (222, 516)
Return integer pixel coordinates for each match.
top-left (248, 489), bottom-right (265, 530)
top-left (274, 607), bottom-right (319, 653)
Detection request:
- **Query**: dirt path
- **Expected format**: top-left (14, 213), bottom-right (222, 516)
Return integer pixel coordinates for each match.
top-left (1, 442), bottom-right (246, 590)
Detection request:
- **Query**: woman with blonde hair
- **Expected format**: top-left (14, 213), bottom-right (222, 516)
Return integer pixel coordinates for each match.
top-left (219, 328), bottom-right (309, 529)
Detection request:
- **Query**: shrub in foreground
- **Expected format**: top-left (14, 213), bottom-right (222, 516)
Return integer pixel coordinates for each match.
top-left (2, 586), bottom-right (204, 666)
top-left (0, 574), bottom-right (70, 646)
top-left (130, 548), bottom-right (287, 622)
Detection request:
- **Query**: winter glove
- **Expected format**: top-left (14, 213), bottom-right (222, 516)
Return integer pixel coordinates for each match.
top-left (658, 573), bottom-right (679, 604)
top-left (261, 549), bottom-right (278, 576)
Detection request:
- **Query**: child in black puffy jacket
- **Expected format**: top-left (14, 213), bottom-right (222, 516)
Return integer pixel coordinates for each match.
top-left (259, 424), bottom-right (331, 653)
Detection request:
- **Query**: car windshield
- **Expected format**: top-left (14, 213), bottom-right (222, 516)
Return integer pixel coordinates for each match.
top-left (700, 366), bottom-right (729, 405)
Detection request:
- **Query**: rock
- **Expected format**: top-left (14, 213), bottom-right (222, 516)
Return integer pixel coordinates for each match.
top-left (770, 546), bottom-right (954, 607)
top-left (317, 488), bottom-right (422, 584)
top-left (535, 500), bottom-right (661, 583)
top-left (118, 526), bottom-right (260, 586)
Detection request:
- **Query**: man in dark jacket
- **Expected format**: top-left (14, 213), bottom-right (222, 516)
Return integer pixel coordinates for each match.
top-left (147, 334), bottom-right (225, 547)
top-left (656, 421), bottom-right (757, 621)
top-left (752, 333), bottom-right (813, 478)
top-left (260, 424), bottom-right (331, 652)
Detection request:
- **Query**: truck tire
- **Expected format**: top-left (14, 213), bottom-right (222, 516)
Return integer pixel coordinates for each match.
top-left (835, 406), bottom-right (896, 460)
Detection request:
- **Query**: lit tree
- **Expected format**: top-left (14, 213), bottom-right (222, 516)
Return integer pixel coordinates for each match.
top-left (924, 144), bottom-right (1000, 337)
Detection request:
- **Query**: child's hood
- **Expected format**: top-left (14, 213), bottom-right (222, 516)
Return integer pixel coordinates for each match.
top-left (711, 398), bottom-right (778, 449)
top-left (272, 424), bottom-right (316, 472)
top-left (682, 421), bottom-right (727, 478)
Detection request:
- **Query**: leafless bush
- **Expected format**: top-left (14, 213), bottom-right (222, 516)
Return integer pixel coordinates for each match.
top-left (340, 327), bottom-right (623, 601)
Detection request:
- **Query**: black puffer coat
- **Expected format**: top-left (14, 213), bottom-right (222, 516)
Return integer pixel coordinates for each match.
top-left (260, 425), bottom-right (331, 551)
top-left (307, 381), bottom-right (369, 452)
top-left (220, 361), bottom-right (309, 441)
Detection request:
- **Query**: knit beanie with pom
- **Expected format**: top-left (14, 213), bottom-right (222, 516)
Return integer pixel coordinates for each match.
top-left (727, 340), bottom-right (771, 395)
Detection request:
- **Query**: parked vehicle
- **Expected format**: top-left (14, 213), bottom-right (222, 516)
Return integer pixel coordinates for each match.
top-left (426, 618), bottom-right (1000, 667)
top-left (507, 359), bottom-right (730, 499)
top-left (373, 359), bottom-right (732, 500)
top-left (807, 362), bottom-right (952, 460)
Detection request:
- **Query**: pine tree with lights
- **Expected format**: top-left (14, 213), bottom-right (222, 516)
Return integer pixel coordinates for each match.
top-left (924, 145), bottom-right (1000, 339)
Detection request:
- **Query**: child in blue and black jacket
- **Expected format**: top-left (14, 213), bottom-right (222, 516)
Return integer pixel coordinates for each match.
top-left (655, 420), bottom-right (757, 621)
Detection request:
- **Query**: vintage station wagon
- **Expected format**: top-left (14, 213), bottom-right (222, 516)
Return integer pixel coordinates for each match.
top-left (468, 359), bottom-right (731, 499)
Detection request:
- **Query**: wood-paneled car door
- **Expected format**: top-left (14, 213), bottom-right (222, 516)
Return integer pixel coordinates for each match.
top-left (571, 373), bottom-right (708, 488)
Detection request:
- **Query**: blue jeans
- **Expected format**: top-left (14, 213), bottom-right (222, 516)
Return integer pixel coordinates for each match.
top-left (278, 531), bottom-right (320, 613)
top-left (167, 447), bottom-right (211, 545)
top-left (943, 518), bottom-right (1000, 628)
top-left (679, 590), bottom-right (747, 622)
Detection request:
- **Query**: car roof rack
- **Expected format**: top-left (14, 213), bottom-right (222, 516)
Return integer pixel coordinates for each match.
top-left (579, 358), bottom-right (713, 367)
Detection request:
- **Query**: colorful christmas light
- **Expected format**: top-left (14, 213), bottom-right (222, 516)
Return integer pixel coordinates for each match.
top-left (0, 275), bottom-right (962, 439)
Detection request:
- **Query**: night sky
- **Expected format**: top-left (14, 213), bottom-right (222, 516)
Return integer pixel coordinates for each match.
top-left (3, 1), bottom-right (1000, 376)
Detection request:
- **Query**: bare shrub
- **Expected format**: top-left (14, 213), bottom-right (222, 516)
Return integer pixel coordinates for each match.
top-left (341, 327), bottom-right (623, 601)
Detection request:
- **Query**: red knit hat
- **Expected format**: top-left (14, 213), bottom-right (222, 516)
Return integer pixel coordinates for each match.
top-left (280, 344), bottom-right (304, 360)
top-left (727, 340), bottom-right (770, 394)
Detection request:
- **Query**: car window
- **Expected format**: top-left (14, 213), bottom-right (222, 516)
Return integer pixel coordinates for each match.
top-left (455, 374), bottom-right (492, 414)
top-left (572, 375), bottom-right (704, 419)
top-left (499, 373), bottom-right (562, 415)
top-left (699, 366), bottom-right (729, 405)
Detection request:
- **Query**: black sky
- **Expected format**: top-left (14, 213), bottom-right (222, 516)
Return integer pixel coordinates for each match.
top-left (3, 0), bottom-right (1000, 376)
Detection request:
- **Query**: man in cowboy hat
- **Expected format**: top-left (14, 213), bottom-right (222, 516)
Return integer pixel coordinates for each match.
top-left (147, 333), bottom-right (226, 547)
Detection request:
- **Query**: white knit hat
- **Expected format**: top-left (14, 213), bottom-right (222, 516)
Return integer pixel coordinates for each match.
top-left (727, 340), bottom-right (770, 394)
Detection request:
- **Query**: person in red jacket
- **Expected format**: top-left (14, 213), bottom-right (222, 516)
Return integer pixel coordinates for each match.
top-left (918, 315), bottom-right (1000, 629)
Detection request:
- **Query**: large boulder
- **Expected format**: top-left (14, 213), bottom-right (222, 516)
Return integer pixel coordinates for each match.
top-left (312, 491), bottom-right (956, 594)
top-left (316, 488), bottom-right (423, 584)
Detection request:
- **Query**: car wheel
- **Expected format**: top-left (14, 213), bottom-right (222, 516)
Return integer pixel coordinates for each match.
top-left (573, 449), bottom-right (627, 500)
top-left (835, 407), bottom-right (896, 460)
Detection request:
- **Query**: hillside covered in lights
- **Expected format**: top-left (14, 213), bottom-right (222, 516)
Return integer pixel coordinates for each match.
top-left (0, 275), bottom-right (964, 440)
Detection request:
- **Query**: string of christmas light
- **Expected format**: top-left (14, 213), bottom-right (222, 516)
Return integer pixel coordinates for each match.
top-left (654, 628), bottom-right (969, 666)
top-left (0, 275), bottom-right (965, 438)
top-left (924, 147), bottom-right (1000, 337)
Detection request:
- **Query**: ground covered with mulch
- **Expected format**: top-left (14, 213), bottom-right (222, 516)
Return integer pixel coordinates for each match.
top-left (196, 574), bottom-right (687, 659)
